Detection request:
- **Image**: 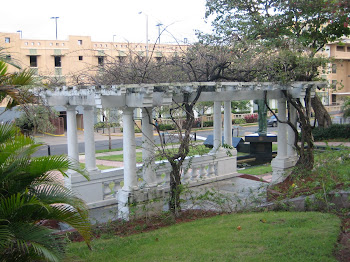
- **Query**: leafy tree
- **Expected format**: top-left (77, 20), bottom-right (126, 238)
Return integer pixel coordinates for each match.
top-left (203, 0), bottom-right (350, 171)
top-left (205, 0), bottom-right (350, 54)
top-left (342, 96), bottom-right (350, 118)
top-left (194, 101), bottom-right (214, 128)
top-left (231, 100), bottom-right (251, 113)
top-left (0, 123), bottom-right (91, 261)
top-left (15, 105), bottom-right (58, 135)
top-left (205, 0), bottom-right (350, 127)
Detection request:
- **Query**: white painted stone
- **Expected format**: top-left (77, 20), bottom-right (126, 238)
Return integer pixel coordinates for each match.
top-left (213, 101), bottom-right (222, 151)
top-left (224, 101), bottom-right (232, 146)
top-left (142, 108), bottom-right (157, 187)
top-left (83, 106), bottom-right (98, 172)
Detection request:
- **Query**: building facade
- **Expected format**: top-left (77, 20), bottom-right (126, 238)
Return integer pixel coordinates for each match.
top-left (323, 39), bottom-right (350, 105)
top-left (1, 32), bottom-right (187, 85)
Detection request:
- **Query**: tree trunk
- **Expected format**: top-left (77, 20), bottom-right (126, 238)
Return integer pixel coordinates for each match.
top-left (311, 95), bottom-right (332, 128)
top-left (169, 163), bottom-right (182, 217)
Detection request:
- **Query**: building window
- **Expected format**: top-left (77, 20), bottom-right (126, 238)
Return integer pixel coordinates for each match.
top-left (118, 56), bottom-right (126, 62)
top-left (25, 42), bottom-right (28, 45)
top-left (5, 37), bottom-right (10, 43)
top-left (336, 46), bottom-right (345, 52)
top-left (31, 42), bottom-right (34, 46)
top-left (347, 47), bottom-right (350, 52)
top-left (56, 43), bottom-right (59, 46)
top-left (62, 43), bottom-right (65, 46)
top-left (79, 56), bottom-right (83, 61)
top-left (50, 43), bottom-right (53, 46)
top-left (78, 40), bottom-right (83, 45)
top-left (54, 56), bottom-right (61, 67)
top-left (29, 56), bottom-right (37, 67)
top-left (332, 64), bottom-right (337, 73)
top-left (37, 42), bottom-right (41, 46)
top-left (98, 56), bottom-right (104, 65)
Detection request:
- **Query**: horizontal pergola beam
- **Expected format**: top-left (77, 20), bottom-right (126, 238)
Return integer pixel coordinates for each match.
top-left (33, 81), bottom-right (327, 108)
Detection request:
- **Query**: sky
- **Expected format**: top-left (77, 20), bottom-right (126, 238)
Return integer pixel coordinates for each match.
top-left (1, 0), bottom-right (213, 44)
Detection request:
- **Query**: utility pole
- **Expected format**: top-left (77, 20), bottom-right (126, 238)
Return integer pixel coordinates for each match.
top-left (50, 17), bottom-right (59, 40)
top-left (156, 23), bottom-right (163, 44)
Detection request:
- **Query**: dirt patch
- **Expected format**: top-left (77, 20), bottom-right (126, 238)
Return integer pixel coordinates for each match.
top-left (335, 217), bottom-right (350, 262)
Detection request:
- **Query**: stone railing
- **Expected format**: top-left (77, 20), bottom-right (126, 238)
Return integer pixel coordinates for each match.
top-left (71, 149), bottom-right (237, 211)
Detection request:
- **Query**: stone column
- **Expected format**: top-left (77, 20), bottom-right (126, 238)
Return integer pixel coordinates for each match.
top-left (276, 99), bottom-right (287, 159)
top-left (224, 101), bottom-right (232, 146)
top-left (271, 98), bottom-right (294, 183)
top-left (287, 104), bottom-right (298, 160)
top-left (142, 108), bottom-right (157, 187)
top-left (65, 105), bottom-right (79, 188)
top-left (213, 101), bottom-right (222, 152)
top-left (118, 107), bottom-right (138, 220)
top-left (83, 106), bottom-right (98, 172)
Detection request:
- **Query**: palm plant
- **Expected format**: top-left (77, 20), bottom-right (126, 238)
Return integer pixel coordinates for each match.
top-left (0, 48), bottom-right (36, 110)
top-left (0, 123), bottom-right (91, 262)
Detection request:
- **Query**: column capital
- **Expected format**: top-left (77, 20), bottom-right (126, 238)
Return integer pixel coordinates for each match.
top-left (66, 105), bottom-right (77, 110)
top-left (122, 107), bottom-right (135, 115)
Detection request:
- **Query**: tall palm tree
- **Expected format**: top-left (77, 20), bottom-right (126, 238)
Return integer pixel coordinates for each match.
top-left (0, 123), bottom-right (91, 261)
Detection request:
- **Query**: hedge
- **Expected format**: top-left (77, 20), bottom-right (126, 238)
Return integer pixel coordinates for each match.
top-left (313, 124), bottom-right (350, 141)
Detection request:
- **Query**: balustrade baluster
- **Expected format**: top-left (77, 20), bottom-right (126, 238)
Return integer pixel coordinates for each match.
top-left (190, 166), bottom-right (199, 181)
top-left (199, 165), bottom-right (206, 180)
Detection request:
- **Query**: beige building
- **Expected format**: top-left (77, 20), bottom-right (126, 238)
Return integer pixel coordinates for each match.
top-left (2, 31), bottom-right (349, 106)
top-left (323, 39), bottom-right (350, 105)
top-left (1, 32), bottom-right (187, 85)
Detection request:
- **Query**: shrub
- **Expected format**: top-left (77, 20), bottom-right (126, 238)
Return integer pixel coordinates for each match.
top-left (244, 114), bottom-right (258, 123)
top-left (232, 118), bottom-right (246, 125)
top-left (159, 124), bottom-right (175, 131)
top-left (120, 126), bottom-right (142, 133)
top-left (313, 124), bottom-right (350, 141)
top-left (203, 121), bottom-right (214, 127)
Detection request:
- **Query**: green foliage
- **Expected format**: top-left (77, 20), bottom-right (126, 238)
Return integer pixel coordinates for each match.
top-left (0, 124), bottom-right (92, 261)
top-left (203, 120), bottom-right (213, 127)
top-left (0, 50), bottom-right (36, 109)
top-left (313, 124), bottom-right (350, 141)
top-left (158, 124), bottom-right (175, 131)
top-left (342, 97), bottom-right (350, 118)
top-left (94, 122), bottom-right (118, 129)
top-left (66, 212), bottom-right (340, 262)
top-left (232, 118), bottom-right (246, 125)
top-left (231, 100), bottom-right (250, 113)
top-left (205, 0), bottom-right (350, 53)
top-left (15, 105), bottom-right (58, 134)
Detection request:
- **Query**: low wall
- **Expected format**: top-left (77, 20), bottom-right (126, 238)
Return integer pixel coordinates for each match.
top-left (71, 149), bottom-right (238, 222)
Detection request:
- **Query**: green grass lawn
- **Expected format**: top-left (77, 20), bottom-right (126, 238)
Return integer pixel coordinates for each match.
top-left (241, 164), bottom-right (272, 176)
top-left (65, 211), bottom-right (340, 262)
top-left (80, 163), bottom-right (114, 170)
top-left (96, 145), bottom-right (211, 163)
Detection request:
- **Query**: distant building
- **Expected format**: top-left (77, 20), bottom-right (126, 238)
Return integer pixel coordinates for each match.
top-left (321, 39), bottom-right (350, 106)
top-left (1, 32), bottom-right (188, 86)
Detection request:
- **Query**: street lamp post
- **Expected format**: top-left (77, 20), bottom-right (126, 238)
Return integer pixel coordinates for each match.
top-left (17, 30), bottom-right (22, 39)
top-left (156, 23), bottom-right (163, 44)
top-left (50, 17), bottom-right (59, 40)
top-left (138, 12), bottom-right (149, 58)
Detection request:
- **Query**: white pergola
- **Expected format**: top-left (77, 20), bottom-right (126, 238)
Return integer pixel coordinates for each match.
top-left (35, 81), bottom-right (325, 220)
